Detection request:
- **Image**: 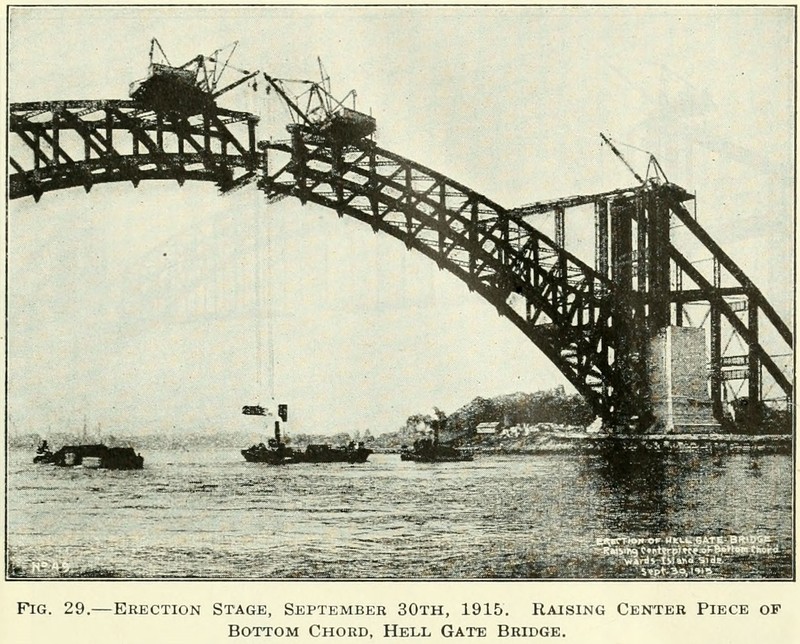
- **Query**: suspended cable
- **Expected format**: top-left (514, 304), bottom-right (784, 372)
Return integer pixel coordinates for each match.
top-left (614, 139), bottom-right (652, 156)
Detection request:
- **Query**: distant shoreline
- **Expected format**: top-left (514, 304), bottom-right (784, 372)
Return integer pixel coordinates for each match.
top-left (8, 430), bottom-right (792, 456)
top-left (371, 433), bottom-right (792, 457)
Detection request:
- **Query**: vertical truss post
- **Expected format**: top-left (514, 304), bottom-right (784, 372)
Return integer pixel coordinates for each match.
top-left (438, 183), bottom-right (446, 261)
top-left (469, 200), bottom-right (478, 278)
top-left (105, 111), bottom-right (113, 154)
top-left (52, 110), bottom-right (61, 164)
top-left (610, 199), bottom-right (633, 292)
top-left (404, 166), bottom-right (412, 237)
top-left (34, 131), bottom-right (41, 169)
top-left (156, 113), bottom-right (165, 152)
top-left (202, 112), bottom-right (210, 153)
top-left (635, 196), bottom-right (648, 329)
top-left (674, 266), bottom-right (683, 326)
top-left (647, 189), bottom-right (671, 329)
top-left (710, 306), bottom-right (723, 420)
top-left (333, 144), bottom-right (344, 217)
top-left (554, 206), bottom-right (565, 248)
top-left (500, 211), bottom-right (509, 268)
top-left (248, 119), bottom-right (257, 160)
top-left (748, 297), bottom-right (760, 416)
top-left (554, 206), bottom-right (565, 285)
top-left (636, 196), bottom-right (647, 294)
top-left (156, 113), bottom-right (164, 152)
top-left (289, 129), bottom-right (307, 204)
top-left (610, 198), bottom-right (636, 423)
top-left (595, 198), bottom-right (609, 278)
top-left (369, 145), bottom-right (379, 221)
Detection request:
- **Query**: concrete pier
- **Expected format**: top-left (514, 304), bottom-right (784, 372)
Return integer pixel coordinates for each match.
top-left (647, 326), bottom-right (719, 433)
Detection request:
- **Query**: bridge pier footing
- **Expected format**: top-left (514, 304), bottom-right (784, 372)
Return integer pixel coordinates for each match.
top-left (646, 326), bottom-right (720, 434)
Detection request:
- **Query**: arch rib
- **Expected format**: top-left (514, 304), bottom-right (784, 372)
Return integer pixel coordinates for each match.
top-left (10, 98), bottom-right (791, 428)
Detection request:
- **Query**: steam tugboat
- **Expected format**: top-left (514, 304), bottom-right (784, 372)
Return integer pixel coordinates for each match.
top-left (400, 438), bottom-right (472, 463)
top-left (33, 440), bottom-right (144, 470)
top-left (241, 404), bottom-right (373, 465)
top-left (241, 411), bottom-right (300, 465)
top-left (400, 410), bottom-right (472, 463)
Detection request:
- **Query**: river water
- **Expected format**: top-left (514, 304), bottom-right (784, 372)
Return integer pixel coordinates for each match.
top-left (6, 447), bottom-right (793, 579)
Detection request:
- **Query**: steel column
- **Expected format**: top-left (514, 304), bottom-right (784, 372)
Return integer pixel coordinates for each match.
top-left (554, 206), bottom-right (565, 248)
top-left (710, 307), bottom-right (723, 419)
top-left (595, 198), bottom-right (609, 278)
top-left (647, 191), bottom-right (671, 329)
top-left (611, 199), bottom-right (632, 292)
top-left (748, 298), bottom-right (760, 414)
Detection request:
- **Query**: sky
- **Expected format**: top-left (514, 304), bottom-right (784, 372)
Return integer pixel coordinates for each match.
top-left (5, 6), bottom-right (795, 438)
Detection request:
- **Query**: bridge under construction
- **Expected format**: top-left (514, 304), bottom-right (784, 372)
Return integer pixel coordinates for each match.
top-left (7, 40), bottom-right (793, 433)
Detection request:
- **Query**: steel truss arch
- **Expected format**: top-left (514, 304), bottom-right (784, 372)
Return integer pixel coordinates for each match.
top-left (9, 100), bottom-right (259, 200)
top-left (9, 99), bottom-right (792, 429)
top-left (259, 136), bottom-right (641, 424)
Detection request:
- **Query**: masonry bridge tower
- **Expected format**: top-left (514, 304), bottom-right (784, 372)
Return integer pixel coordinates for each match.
top-left (8, 42), bottom-right (793, 432)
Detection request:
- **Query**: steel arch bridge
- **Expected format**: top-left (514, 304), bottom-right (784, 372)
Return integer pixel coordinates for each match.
top-left (8, 98), bottom-right (793, 430)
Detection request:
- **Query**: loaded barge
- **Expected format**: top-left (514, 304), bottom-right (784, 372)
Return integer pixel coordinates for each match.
top-left (34, 441), bottom-right (144, 469)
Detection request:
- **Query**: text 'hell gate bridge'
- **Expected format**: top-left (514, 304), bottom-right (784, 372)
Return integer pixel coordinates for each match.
top-left (7, 41), bottom-right (793, 432)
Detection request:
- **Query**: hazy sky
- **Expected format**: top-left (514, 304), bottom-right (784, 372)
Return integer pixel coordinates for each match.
top-left (6, 6), bottom-right (794, 437)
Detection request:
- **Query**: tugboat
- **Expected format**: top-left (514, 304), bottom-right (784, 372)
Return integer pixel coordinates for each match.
top-left (400, 437), bottom-right (473, 463)
top-left (33, 440), bottom-right (144, 470)
top-left (241, 417), bottom-right (300, 465)
top-left (400, 410), bottom-right (472, 463)
top-left (241, 404), bottom-right (372, 465)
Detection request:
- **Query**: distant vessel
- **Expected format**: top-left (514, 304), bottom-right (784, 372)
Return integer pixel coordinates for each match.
top-left (34, 441), bottom-right (144, 470)
top-left (241, 419), bottom-right (298, 464)
top-left (400, 410), bottom-right (472, 463)
top-left (400, 438), bottom-right (473, 463)
top-left (301, 441), bottom-right (372, 464)
top-left (241, 412), bottom-right (372, 465)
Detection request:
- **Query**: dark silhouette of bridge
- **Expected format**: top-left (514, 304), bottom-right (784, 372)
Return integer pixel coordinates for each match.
top-left (8, 73), bottom-right (792, 431)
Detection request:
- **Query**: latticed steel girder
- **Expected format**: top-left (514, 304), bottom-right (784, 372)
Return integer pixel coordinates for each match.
top-left (9, 100), bottom-right (259, 200)
top-left (512, 180), bottom-right (793, 421)
top-left (659, 189), bottom-right (793, 416)
top-left (9, 99), bottom-right (791, 427)
top-left (256, 136), bottom-right (645, 424)
top-left (5, 101), bottom-right (651, 424)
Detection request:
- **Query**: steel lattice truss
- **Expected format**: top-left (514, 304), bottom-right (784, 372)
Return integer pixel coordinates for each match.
top-left (9, 100), bottom-right (259, 200)
top-left (8, 100), bottom-right (793, 428)
top-left (512, 183), bottom-right (793, 424)
top-left (258, 135), bottom-right (643, 424)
